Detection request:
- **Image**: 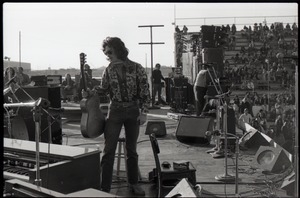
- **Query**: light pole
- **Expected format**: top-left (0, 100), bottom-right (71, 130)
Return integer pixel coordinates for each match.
top-left (138, 25), bottom-right (164, 107)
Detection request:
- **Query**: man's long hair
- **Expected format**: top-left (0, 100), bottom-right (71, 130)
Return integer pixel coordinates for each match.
top-left (102, 37), bottom-right (129, 61)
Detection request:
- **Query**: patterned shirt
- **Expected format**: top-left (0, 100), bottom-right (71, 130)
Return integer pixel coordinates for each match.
top-left (101, 59), bottom-right (151, 109)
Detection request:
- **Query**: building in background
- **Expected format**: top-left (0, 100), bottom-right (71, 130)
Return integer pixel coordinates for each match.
top-left (3, 60), bottom-right (31, 73)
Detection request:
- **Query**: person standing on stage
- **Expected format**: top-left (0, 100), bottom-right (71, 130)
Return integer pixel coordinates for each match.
top-left (151, 63), bottom-right (166, 105)
top-left (83, 37), bottom-right (150, 195)
top-left (194, 64), bottom-right (210, 116)
top-left (16, 66), bottom-right (31, 86)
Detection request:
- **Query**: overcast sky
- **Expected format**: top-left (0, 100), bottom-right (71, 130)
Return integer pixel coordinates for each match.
top-left (3, 2), bottom-right (298, 71)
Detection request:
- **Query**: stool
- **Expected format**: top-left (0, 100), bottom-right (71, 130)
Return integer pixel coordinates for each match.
top-left (115, 137), bottom-right (142, 183)
top-left (115, 137), bottom-right (128, 182)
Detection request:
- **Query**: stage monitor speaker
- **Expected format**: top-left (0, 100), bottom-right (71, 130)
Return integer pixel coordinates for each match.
top-left (145, 121), bottom-right (166, 137)
top-left (202, 48), bottom-right (224, 77)
top-left (176, 116), bottom-right (214, 144)
top-left (281, 171), bottom-right (295, 196)
top-left (239, 130), bottom-right (272, 150)
top-left (165, 178), bottom-right (198, 197)
top-left (250, 146), bottom-right (292, 174)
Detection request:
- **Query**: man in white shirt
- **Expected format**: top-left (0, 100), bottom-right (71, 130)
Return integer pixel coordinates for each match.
top-left (239, 108), bottom-right (253, 134)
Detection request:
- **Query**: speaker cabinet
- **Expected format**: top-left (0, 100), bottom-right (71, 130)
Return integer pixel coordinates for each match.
top-left (201, 25), bottom-right (216, 48)
top-left (250, 146), bottom-right (292, 173)
top-left (145, 121), bottom-right (166, 137)
top-left (176, 116), bottom-right (214, 144)
top-left (13, 86), bottom-right (62, 144)
top-left (202, 48), bottom-right (224, 77)
top-left (165, 178), bottom-right (198, 197)
top-left (239, 130), bottom-right (272, 151)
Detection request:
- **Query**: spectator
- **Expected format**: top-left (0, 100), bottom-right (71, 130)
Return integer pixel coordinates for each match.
top-left (231, 24), bottom-right (236, 35)
top-left (226, 24), bottom-right (231, 33)
top-left (16, 66), bottom-right (31, 86)
top-left (239, 95), bottom-right (253, 116)
top-left (274, 98), bottom-right (284, 117)
top-left (239, 108), bottom-right (253, 134)
top-left (168, 67), bottom-right (175, 78)
top-left (274, 114), bottom-right (284, 137)
top-left (281, 118), bottom-right (294, 154)
top-left (84, 64), bottom-right (93, 79)
top-left (4, 67), bottom-right (16, 86)
top-left (61, 73), bottom-right (77, 102)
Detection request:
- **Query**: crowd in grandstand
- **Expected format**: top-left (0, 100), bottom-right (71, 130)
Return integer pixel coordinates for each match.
top-left (222, 22), bottom-right (297, 91)
top-left (214, 22), bottom-right (297, 154)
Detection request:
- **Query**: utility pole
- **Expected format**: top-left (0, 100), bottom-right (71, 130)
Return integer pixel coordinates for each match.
top-left (138, 25), bottom-right (164, 107)
top-left (19, 31), bottom-right (21, 68)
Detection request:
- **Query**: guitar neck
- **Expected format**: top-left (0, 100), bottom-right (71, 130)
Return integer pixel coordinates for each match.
top-left (80, 53), bottom-right (87, 91)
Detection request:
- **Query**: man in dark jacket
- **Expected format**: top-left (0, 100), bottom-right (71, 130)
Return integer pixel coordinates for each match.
top-left (151, 63), bottom-right (166, 105)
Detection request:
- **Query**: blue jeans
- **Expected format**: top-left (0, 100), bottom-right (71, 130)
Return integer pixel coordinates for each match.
top-left (100, 102), bottom-right (140, 192)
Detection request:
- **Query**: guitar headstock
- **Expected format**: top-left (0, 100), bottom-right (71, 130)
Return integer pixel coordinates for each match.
top-left (80, 53), bottom-right (87, 67)
top-left (80, 52), bottom-right (87, 91)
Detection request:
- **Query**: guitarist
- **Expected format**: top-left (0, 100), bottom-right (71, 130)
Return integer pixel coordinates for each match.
top-left (83, 37), bottom-right (150, 196)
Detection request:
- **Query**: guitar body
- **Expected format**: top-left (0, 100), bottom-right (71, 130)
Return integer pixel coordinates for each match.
top-left (79, 52), bottom-right (105, 138)
top-left (80, 94), bottom-right (105, 138)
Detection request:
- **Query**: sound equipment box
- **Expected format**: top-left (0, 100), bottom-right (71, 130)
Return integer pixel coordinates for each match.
top-left (176, 116), bottom-right (214, 144)
top-left (14, 86), bottom-right (62, 144)
top-left (202, 48), bottom-right (224, 77)
top-left (239, 130), bottom-right (272, 151)
top-left (250, 146), bottom-right (292, 174)
top-left (165, 178), bottom-right (198, 197)
top-left (145, 121), bottom-right (167, 137)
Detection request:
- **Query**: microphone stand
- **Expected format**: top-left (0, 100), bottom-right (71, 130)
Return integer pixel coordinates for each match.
top-left (215, 103), bottom-right (236, 182)
top-left (3, 98), bottom-right (50, 187)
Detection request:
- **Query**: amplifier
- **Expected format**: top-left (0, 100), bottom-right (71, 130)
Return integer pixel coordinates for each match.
top-left (13, 86), bottom-right (62, 144)
top-left (31, 75), bottom-right (47, 86)
top-left (47, 75), bottom-right (62, 86)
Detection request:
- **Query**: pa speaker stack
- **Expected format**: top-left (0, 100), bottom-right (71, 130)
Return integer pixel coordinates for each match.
top-left (202, 47), bottom-right (224, 77)
top-left (201, 25), bottom-right (216, 48)
top-left (176, 116), bottom-right (214, 145)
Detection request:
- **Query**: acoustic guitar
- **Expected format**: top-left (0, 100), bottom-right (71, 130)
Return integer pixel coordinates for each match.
top-left (79, 53), bottom-right (105, 138)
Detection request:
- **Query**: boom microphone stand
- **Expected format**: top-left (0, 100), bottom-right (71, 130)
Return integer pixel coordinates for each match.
top-left (204, 63), bottom-right (236, 182)
top-left (3, 98), bottom-right (50, 187)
